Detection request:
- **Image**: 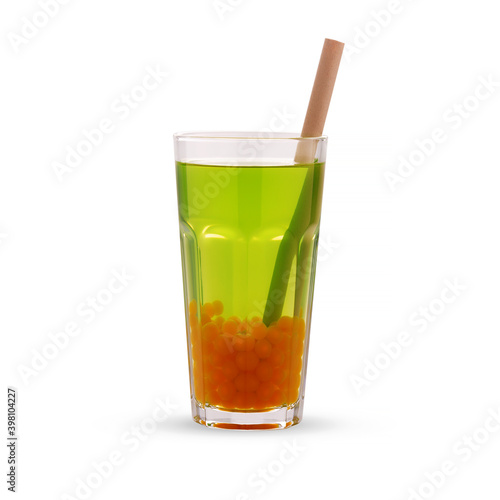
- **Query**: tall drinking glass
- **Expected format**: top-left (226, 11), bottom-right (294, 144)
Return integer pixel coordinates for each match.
top-left (174, 132), bottom-right (327, 429)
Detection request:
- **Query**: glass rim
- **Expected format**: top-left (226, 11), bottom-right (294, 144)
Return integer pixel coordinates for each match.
top-left (173, 131), bottom-right (328, 141)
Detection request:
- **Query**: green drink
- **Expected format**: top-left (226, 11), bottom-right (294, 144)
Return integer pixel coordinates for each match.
top-left (177, 161), bottom-right (324, 319)
top-left (174, 133), bottom-right (327, 429)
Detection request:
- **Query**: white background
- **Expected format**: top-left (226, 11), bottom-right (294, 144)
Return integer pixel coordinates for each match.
top-left (1, 0), bottom-right (500, 499)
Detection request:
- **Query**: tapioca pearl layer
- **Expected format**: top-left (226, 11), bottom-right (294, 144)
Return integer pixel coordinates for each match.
top-left (188, 300), bottom-right (306, 410)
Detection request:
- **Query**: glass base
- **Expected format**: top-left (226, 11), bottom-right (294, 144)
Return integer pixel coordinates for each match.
top-left (191, 397), bottom-right (304, 430)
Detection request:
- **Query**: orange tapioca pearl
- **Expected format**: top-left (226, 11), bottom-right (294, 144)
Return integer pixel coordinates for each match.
top-left (200, 337), bottom-right (216, 359)
top-left (193, 362), bottom-right (204, 382)
top-left (235, 351), bottom-right (259, 371)
top-left (283, 352), bottom-right (292, 373)
top-left (214, 316), bottom-right (224, 330)
top-left (190, 341), bottom-right (203, 364)
top-left (286, 389), bottom-right (300, 405)
top-left (190, 325), bottom-right (202, 345)
top-left (217, 381), bottom-right (236, 402)
top-left (233, 391), bottom-right (247, 409)
top-left (234, 372), bottom-right (259, 393)
top-left (269, 347), bottom-right (285, 367)
top-left (190, 319), bottom-right (201, 334)
top-left (189, 313), bottom-right (200, 330)
top-left (232, 332), bottom-right (255, 352)
top-left (193, 366), bottom-right (205, 385)
top-left (213, 336), bottom-right (233, 356)
top-left (190, 319), bottom-right (201, 338)
top-left (291, 337), bottom-right (305, 362)
top-left (291, 330), bottom-right (305, 350)
top-left (228, 315), bottom-right (241, 324)
top-left (255, 361), bottom-right (273, 382)
top-left (268, 389), bottom-right (285, 407)
top-left (222, 359), bottom-right (239, 380)
top-left (266, 326), bottom-right (284, 346)
top-left (189, 299), bottom-right (198, 316)
top-left (290, 355), bottom-right (303, 376)
top-left (255, 339), bottom-right (272, 359)
top-left (286, 373), bottom-right (301, 402)
top-left (246, 392), bottom-right (258, 408)
top-left (212, 300), bottom-right (224, 316)
top-left (193, 379), bottom-right (205, 401)
top-left (249, 321), bottom-right (267, 340)
top-left (256, 382), bottom-right (277, 402)
top-left (271, 366), bottom-right (288, 386)
top-left (236, 320), bottom-right (250, 335)
top-left (293, 317), bottom-right (306, 338)
top-left (250, 316), bottom-right (262, 323)
top-left (234, 391), bottom-right (257, 409)
top-left (202, 322), bottom-right (219, 342)
top-left (204, 382), bottom-right (218, 404)
top-left (222, 319), bottom-right (238, 336)
top-left (191, 341), bottom-right (203, 361)
top-left (202, 302), bottom-right (214, 319)
top-left (208, 351), bottom-right (227, 368)
top-left (206, 367), bottom-right (227, 385)
top-left (277, 316), bottom-right (293, 332)
top-left (201, 313), bottom-right (212, 326)
top-left (275, 333), bottom-right (291, 353)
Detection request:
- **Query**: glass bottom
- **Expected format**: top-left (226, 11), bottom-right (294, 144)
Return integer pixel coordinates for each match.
top-left (191, 396), bottom-right (304, 430)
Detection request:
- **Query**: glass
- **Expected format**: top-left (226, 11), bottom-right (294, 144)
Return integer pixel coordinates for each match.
top-left (174, 132), bottom-right (327, 429)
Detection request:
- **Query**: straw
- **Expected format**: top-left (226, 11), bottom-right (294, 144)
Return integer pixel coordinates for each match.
top-left (262, 38), bottom-right (344, 326)
top-left (295, 38), bottom-right (345, 163)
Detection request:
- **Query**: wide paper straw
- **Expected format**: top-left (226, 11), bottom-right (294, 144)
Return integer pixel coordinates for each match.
top-left (262, 38), bottom-right (344, 326)
top-left (295, 38), bottom-right (344, 163)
